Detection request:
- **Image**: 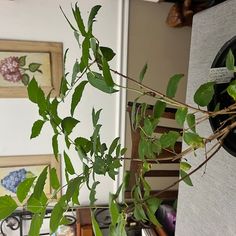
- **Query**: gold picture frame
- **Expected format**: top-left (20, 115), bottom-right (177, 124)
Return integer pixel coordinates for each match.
top-left (0, 39), bottom-right (63, 98)
top-left (0, 154), bottom-right (61, 201)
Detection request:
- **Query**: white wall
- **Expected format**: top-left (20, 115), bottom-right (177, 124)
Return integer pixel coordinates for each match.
top-left (0, 0), bottom-right (127, 234)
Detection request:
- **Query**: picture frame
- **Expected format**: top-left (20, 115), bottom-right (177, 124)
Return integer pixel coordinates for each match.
top-left (0, 154), bottom-right (61, 201)
top-left (0, 39), bottom-right (63, 98)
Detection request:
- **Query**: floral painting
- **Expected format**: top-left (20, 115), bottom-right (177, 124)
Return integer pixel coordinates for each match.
top-left (0, 52), bottom-right (51, 87)
top-left (0, 165), bottom-right (50, 196)
top-left (0, 39), bottom-right (63, 98)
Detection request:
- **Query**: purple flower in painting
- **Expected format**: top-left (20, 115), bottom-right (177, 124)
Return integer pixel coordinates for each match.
top-left (0, 56), bottom-right (22, 82)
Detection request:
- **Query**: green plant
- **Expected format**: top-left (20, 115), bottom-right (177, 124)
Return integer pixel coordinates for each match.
top-left (0, 3), bottom-right (236, 236)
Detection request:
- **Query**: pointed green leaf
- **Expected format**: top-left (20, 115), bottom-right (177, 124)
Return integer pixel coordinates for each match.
top-left (153, 100), bottom-right (166, 119)
top-left (100, 46), bottom-right (116, 61)
top-left (180, 162), bottom-right (191, 172)
top-left (146, 206), bottom-right (161, 227)
top-left (80, 36), bottom-right (90, 71)
top-left (175, 107), bottom-right (188, 126)
top-left (134, 204), bottom-right (147, 221)
top-left (50, 168), bottom-right (60, 190)
top-left (50, 201), bottom-right (65, 233)
top-left (139, 63), bottom-right (148, 83)
top-left (0, 196), bottom-right (18, 220)
top-left (60, 6), bottom-right (77, 31)
top-left (71, 81), bottom-right (88, 116)
top-left (227, 79), bottom-right (236, 100)
top-left (166, 74), bottom-right (184, 98)
top-left (186, 113), bottom-right (196, 132)
top-left (72, 3), bottom-right (86, 36)
top-left (71, 60), bottom-right (80, 85)
top-left (160, 131), bottom-right (180, 149)
top-left (108, 137), bottom-right (120, 155)
top-left (27, 78), bottom-right (39, 103)
top-left (52, 134), bottom-right (59, 160)
top-left (184, 132), bottom-right (204, 149)
top-left (146, 197), bottom-right (162, 214)
top-left (92, 108), bottom-right (102, 127)
top-left (89, 181), bottom-right (100, 206)
top-left (27, 196), bottom-right (43, 213)
top-left (28, 213), bottom-right (45, 236)
top-left (194, 82), bottom-right (215, 107)
top-left (65, 177), bottom-right (82, 201)
top-left (88, 5), bottom-right (101, 32)
top-left (143, 117), bottom-right (153, 136)
top-left (102, 56), bottom-right (114, 87)
top-left (61, 117), bottom-right (80, 135)
top-left (64, 151), bottom-right (75, 175)
top-left (87, 72), bottom-right (117, 94)
top-left (33, 166), bottom-right (48, 200)
top-left (17, 177), bottom-right (36, 203)
top-left (30, 120), bottom-right (45, 139)
top-left (180, 170), bottom-right (193, 186)
top-left (109, 193), bottom-right (119, 225)
top-left (21, 74), bottom-right (30, 86)
top-left (226, 49), bottom-right (235, 71)
top-left (91, 211), bottom-right (103, 236)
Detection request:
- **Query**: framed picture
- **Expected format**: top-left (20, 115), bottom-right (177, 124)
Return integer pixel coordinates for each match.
top-left (0, 39), bottom-right (63, 98)
top-left (0, 154), bottom-right (61, 201)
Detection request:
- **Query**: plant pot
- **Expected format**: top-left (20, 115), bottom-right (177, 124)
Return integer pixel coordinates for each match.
top-left (207, 35), bottom-right (236, 157)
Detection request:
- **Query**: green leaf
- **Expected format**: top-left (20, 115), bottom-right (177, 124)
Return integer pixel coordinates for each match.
top-left (146, 197), bottom-right (161, 214)
top-left (21, 74), bottom-right (30, 86)
top-left (186, 113), bottom-right (196, 132)
top-left (50, 201), bottom-right (65, 233)
top-left (108, 137), bottom-right (120, 155)
top-left (100, 46), bottom-right (116, 61)
top-left (74, 137), bottom-right (92, 153)
top-left (175, 107), bottom-right (188, 126)
top-left (64, 151), bottom-right (75, 175)
top-left (71, 81), bottom-right (88, 116)
top-left (80, 36), bottom-right (90, 71)
top-left (88, 5), bottom-right (102, 32)
top-left (166, 74), bottom-right (184, 98)
top-left (27, 78), bottom-right (40, 103)
top-left (92, 108), bottom-right (102, 127)
top-left (71, 60), bottom-right (80, 85)
top-left (61, 117), bottom-right (80, 135)
top-left (134, 204), bottom-right (147, 221)
top-left (87, 72), bottom-right (117, 94)
top-left (52, 134), bottom-right (59, 160)
top-left (151, 139), bottom-right (162, 155)
top-left (17, 177), bottom-right (36, 203)
top-left (109, 194), bottom-right (119, 225)
top-left (160, 131), bottom-right (180, 149)
top-left (138, 138), bottom-right (148, 160)
top-left (184, 132), bottom-right (204, 149)
top-left (227, 79), bottom-right (236, 100)
top-left (153, 100), bottom-right (166, 119)
top-left (19, 55), bottom-right (26, 66)
top-left (60, 6), bottom-right (77, 31)
top-left (65, 177), bottom-right (82, 201)
top-left (146, 206), bottom-right (161, 227)
top-left (91, 211), bottom-right (103, 236)
top-left (194, 82), bottom-right (215, 107)
top-left (33, 166), bottom-right (48, 200)
top-left (102, 56), bottom-right (114, 87)
top-left (180, 170), bottom-right (193, 186)
top-left (226, 49), bottom-right (235, 71)
top-left (27, 196), bottom-right (43, 213)
top-left (28, 213), bottom-right (45, 236)
top-left (180, 162), bottom-right (191, 172)
top-left (143, 118), bottom-right (153, 136)
top-left (72, 3), bottom-right (87, 36)
top-left (93, 158), bottom-right (106, 175)
top-left (89, 181), bottom-right (100, 206)
top-left (50, 168), bottom-right (60, 190)
top-left (0, 196), bottom-right (18, 220)
top-left (30, 120), bottom-right (45, 139)
top-left (139, 63), bottom-right (148, 83)
top-left (29, 63), bottom-right (41, 72)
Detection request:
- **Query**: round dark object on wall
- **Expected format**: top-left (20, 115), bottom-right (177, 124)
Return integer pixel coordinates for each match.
top-left (207, 35), bottom-right (236, 157)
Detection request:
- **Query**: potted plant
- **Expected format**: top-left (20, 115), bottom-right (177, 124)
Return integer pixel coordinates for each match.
top-left (0, 3), bottom-right (235, 236)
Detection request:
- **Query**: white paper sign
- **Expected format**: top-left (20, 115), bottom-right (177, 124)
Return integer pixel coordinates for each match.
top-left (209, 67), bottom-right (234, 84)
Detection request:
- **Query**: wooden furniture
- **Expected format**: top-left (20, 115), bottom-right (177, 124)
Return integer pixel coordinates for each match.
top-left (76, 208), bottom-right (93, 236)
top-left (125, 102), bottom-right (182, 201)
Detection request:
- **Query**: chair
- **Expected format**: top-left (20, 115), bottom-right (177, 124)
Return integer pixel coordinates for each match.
top-left (125, 102), bottom-right (182, 201)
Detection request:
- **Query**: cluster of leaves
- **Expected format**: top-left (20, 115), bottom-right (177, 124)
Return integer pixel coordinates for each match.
top-left (0, 3), bottom-right (236, 236)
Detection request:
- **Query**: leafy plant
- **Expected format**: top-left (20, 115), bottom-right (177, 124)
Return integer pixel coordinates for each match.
top-left (1, 3), bottom-right (236, 235)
